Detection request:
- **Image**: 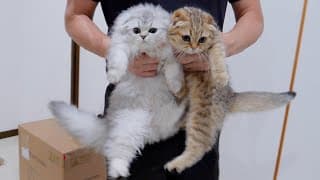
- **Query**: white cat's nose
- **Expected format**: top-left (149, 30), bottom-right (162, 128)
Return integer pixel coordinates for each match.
top-left (140, 35), bottom-right (146, 39)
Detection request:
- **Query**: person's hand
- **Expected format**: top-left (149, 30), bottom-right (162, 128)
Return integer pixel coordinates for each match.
top-left (128, 53), bottom-right (159, 77)
top-left (176, 54), bottom-right (209, 71)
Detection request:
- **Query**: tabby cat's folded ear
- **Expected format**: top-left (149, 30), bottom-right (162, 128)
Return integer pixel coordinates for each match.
top-left (202, 11), bottom-right (220, 31)
top-left (171, 8), bottom-right (189, 26)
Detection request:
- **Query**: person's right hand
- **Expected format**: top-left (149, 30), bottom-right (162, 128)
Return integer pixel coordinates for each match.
top-left (176, 54), bottom-right (209, 72)
top-left (128, 53), bottom-right (159, 77)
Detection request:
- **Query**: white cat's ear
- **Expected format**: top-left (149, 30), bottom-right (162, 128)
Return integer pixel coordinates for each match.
top-left (117, 22), bottom-right (131, 34)
top-left (119, 26), bottom-right (129, 34)
top-left (114, 19), bottom-right (133, 34)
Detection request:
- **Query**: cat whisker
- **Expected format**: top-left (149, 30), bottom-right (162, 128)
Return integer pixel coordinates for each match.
top-left (174, 50), bottom-right (185, 60)
top-left (200, 53), bottom-right (208, 61)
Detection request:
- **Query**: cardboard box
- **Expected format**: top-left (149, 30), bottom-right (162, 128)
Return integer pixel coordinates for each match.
top-left (19, 119), bottom-right (106, 180)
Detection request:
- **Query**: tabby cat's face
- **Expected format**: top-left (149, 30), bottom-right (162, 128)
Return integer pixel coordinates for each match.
top-left (168, 7), bottom-right (219, 55)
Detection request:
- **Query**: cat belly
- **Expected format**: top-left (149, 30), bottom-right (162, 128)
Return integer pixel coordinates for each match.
top-left (108, 75), bottom-right (185, 144)
top-left (108, 75), bottom-right (171, 109)
top-left (146, 102), bottom-right (185, 143)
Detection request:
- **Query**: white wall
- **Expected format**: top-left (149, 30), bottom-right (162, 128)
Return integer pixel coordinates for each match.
top-left (220, 0), bottom-right (320, 180)
top-left (0, 1), bottom-right (70, 131)
top-left (0, 1), bottom-right (107, 129)
top-left (280, 0), bottom-right (320, 179)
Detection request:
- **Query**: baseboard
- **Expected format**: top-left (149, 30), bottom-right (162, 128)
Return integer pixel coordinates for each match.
top-left (0, 129), bottom-right (18, 139)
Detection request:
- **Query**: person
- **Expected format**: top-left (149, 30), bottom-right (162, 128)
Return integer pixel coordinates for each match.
top-left (64, 0), bottom-right (264, 179)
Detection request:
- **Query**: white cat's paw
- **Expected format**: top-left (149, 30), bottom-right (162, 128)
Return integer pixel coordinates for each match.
top-left (168, 81), bottom-right (182, 94)
top-left (107, 69), bottom-right (124, 83)
top-left (108, 159), bottom-right (130, 178)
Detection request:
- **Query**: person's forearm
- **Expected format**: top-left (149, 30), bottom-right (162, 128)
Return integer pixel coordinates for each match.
top-left (65, 14), bottom-right (110, 58)
top-left (223, 0), bottom-right (264, 57)
top-left (64, 0), bottom-right (110, 58)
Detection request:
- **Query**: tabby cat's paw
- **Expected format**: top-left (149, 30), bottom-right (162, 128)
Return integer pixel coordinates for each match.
top-left (164, 157), bottom-right (188, 174)
top-left (107, 69), bottom-right (124, 83)
top-left (215, 71), bottom-right (229, 87)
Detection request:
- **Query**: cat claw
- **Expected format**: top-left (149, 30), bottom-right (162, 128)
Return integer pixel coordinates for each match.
top-left (164, 159), bottom-right (186, 174)
top-left (164, 167), bottom-right (179, 176)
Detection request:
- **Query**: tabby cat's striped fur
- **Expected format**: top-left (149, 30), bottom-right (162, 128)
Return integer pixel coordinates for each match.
top-left (165, 7), bottom-right (296, 173)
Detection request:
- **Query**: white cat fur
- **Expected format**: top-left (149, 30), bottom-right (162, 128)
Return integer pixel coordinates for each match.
top-left (49, 4), bottom-right (185, 178)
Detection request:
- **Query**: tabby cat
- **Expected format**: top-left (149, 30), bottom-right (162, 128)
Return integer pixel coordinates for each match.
top-left (165, 7), bottom-right (296, 173)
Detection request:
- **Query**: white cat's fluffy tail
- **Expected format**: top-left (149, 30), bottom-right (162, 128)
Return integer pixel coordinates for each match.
top-left (48, 101), bottom-right (107, 152)
top-left (230, 91), bottom-right (296, 113)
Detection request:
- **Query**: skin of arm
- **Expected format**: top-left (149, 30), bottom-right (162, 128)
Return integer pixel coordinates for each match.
top-left (223, 0), bottom-right (264, 57)
top-left (65, 0), bottom-right (110, 58)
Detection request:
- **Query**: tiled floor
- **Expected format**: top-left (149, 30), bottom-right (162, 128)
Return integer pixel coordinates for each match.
top-left (0, 136), bottom-right (19, 180)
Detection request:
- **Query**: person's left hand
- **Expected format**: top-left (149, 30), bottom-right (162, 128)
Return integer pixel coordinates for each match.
top-left (176, 54), bottom-right (209, 71)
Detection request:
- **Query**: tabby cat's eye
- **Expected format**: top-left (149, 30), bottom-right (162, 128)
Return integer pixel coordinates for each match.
top-left (198, 37), bottom-right (207, 43)
top-left (133, 27), bottom-right (141, 34)
top-left (182, 35), bottom-right (191, 42)
top-left (149, 28), bottom-right (157, 33)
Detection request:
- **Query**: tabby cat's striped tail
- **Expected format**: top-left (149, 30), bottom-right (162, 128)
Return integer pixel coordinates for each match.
top-left (230, 91), bottom-right (296, 113)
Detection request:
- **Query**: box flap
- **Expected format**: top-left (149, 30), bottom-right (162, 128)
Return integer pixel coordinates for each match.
top-left (19, 119), bottom-right (107, 180)
top-left (19, 119), bottom-right (83, 154)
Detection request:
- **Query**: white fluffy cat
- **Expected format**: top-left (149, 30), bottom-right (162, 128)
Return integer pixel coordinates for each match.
top-left (49, 4), bottom-right (185, 179)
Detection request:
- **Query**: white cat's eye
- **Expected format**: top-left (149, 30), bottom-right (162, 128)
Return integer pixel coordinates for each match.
top-left (198, 37), bottom-right (207, 43)
top-left (149, 28), bottom-right (157, 33)
top-left (182, 35), bottom-right (191, 42)
top-left (133, 27), bottom-right (141, 34)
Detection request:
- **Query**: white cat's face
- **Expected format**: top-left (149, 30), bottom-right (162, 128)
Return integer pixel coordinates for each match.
top-left (125, 18), bottom-right (165, 46)
top-left (113, 4), bottom-right (170, 50)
